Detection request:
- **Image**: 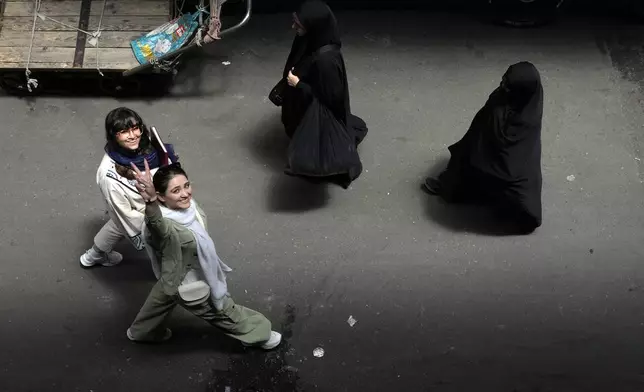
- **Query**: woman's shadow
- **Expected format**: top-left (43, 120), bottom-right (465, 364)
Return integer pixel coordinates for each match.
top-left (245, 113), bottom-right (330, 213)
top-left (205, 304), bottom-right (318, 392)
top-left (422, 158), bottom-right (530, 236)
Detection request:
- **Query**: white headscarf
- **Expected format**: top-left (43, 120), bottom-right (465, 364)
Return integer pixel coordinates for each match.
top-left (142, 200), bottom-right (232, 306)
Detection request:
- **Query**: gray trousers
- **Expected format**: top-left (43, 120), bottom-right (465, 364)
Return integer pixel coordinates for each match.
top-left (94, 219), bottom-right (123, 253)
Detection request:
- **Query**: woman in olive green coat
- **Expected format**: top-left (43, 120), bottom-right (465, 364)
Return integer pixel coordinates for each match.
top-left (126, 160), bottom-right (281, 350)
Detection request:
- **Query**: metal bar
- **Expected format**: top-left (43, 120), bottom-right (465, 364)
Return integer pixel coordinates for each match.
top-left (198, 0), bottom-right (204, 26)
top-left (217, 0), bottom-right (253, 37)
top-left (122, 0), bottom-right (252, 77)
top-left (73, 0), bottom-right (92, 68)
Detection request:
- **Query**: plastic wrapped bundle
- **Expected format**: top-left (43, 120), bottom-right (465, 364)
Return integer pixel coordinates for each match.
top-left (131, 13), bottom-right (200, 65)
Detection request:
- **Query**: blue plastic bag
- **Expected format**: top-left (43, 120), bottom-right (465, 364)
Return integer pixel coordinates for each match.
top-left (130, 13), bottom-right (200, 65)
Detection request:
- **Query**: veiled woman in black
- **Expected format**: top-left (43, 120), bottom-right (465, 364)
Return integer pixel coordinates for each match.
top-left (280, 0), bottom-right (368, 189)
top-left (424, 61), bottom-right (543, 233)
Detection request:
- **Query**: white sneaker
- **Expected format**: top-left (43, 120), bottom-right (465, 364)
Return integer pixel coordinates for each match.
top-left (79, 248), bottom-right (123, 268)
top-left (127, 327), bottom-right (172, 343)
top-left (244, 331), bottom-right (282, 350)
top-left (262, 331), bottom-right (282, 350)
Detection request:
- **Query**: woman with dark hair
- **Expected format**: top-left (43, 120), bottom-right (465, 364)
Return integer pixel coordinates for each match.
top-left (424, 61), bottom-right (544, 233)
top-left (126, 160), bottom-right (281, 349)
top-left (79, 107), bottom-right (178, 269)
top-left (280, 0), bottom-right (368, 189)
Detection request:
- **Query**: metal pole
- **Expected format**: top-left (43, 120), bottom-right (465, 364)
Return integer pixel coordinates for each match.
top-left (123, 0), bottom-right (252, 77)
top-left (198, 0), bottom-right (204, 26)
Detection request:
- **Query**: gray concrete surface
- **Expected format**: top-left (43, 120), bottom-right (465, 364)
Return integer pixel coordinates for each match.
top-left (2, 10), bottom-right (644, 392)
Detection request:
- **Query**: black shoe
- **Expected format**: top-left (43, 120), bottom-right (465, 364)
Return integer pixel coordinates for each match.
top-left (423, 177), bottom-right (441, 195)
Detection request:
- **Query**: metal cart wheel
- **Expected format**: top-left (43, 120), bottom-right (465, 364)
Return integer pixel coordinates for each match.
top-left (488, 0), bottom-right (566, 27)
top-left (0, 72), bottom-right (42, 96)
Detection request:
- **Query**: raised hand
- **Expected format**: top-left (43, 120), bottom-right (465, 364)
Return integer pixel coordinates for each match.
top-left (130, 160), bottom-right (157, 202)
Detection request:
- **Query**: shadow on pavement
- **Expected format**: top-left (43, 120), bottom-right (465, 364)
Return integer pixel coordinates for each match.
top-left (206, 304), bottom-right (318, 392)
top-left (268, 175), bottom-right (330, 213)
top-left (245, 113), bottom-right (330, 213)
top-left (421, 159), bottom-right (532, 236)
top-left (168, 50), bottom-right (234, 99)
top-left (80, 217), bottom-right (156, 283)
top-left (0, 50), bottom-right (230, 101)
top-left (244, 113), bottom-right (290, 172)
top-left (79, 219), bottom-right (246, 356)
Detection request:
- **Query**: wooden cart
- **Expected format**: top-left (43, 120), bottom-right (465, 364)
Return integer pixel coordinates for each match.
top-left (0, 0), bottom-right (251, 95)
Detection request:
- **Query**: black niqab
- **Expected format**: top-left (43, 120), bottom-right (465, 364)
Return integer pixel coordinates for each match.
top-left (296, 0), bottom-right (342, 51)
top-left (441, 61), bottom-right (543, 227)
top-left (282, 1), bottom-right (342, 79)
top-left (280, 1), bottom-right (368, 188)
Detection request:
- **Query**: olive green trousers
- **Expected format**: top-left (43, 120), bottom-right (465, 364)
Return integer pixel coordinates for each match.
top-left (128, 281), bottom-right (272, 345)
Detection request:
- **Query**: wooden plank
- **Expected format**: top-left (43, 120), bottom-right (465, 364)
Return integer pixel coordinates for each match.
top-left (0, 15), bottom-right (169, 32)
top-left (7, 0), bottom-right (167, 2)
top-left (4, 1), bottom-right (81, 17)
top-left (0, 46), bottom-right (138, 69)
top-left (0, 62), bottom-right (74, 69)
top-left (86, 31), bottom-right (144, 47)
top-left (97, 0), bottom-right (168, 17)
top-left (0, 46), bottom-right (76, 65)
top-left (0, 1), bottom-right (169, 70)
top-left (73, 0), bottom-right (92, 67)
top-left (0, 31), bottom-right (145, 48)
top-left (3, 1), bottom-right (168, 17)
top-left (7, 0), bottom-right (163, 1)
top-left (0, 31), bottom-right (78, 47)
top-left (84, 47), bottom-right (137, 69)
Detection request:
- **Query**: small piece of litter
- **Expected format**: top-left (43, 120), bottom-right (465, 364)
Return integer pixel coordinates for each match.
top-left (347, 315), bottom-right (357, 327)
top-left (225, 387), bottom-right (231, 392)
top-left (313, 347), bottom-right (325, 358)
top-left (222, 61), bottom-right (231, 66)
top-left (566, 175), bottom-right (576, 182)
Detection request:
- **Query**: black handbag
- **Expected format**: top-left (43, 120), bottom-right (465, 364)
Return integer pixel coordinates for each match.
top-left (268, 44), bottom-right (337, 107)
top-left (269, 78), bottom-right (288, 107)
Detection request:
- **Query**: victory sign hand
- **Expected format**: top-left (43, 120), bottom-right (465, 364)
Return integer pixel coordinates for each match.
top-left (130, 160), bottom-right (157, 202)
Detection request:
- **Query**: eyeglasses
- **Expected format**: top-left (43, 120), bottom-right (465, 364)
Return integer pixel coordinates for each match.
top-left (117, 127), bottom-right (142, 136)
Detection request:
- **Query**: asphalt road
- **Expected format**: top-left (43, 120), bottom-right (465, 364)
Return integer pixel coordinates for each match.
top-left (2, 10), bottom-right (644, 392)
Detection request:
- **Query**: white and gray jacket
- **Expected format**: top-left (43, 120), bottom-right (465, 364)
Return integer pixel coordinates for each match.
top-left (96, 153), bottom-right (162, 250)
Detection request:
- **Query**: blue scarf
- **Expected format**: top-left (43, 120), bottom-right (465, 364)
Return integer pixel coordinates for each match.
top-left (106, 143), bottom-right (178, 170)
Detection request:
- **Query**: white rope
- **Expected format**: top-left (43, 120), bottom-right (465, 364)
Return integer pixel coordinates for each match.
top-left (195, 29), bottom-right (204, 47)
top-left (30, 1), bottom-right (107, 77)
top-left (36, 13), bottom-right (95, 36)
top-left (174, 0), bottom-right (186, 16)
top-left (194, 6), bottom-right (211, 47)
top-left (94, 0), bottom-right (108, 76)
top-left (25, 0), bottom-right (42, 92)
top-left (200, 0), bottom-right (226, 45)
top-left (198, 0), bottom-right (205, 26)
